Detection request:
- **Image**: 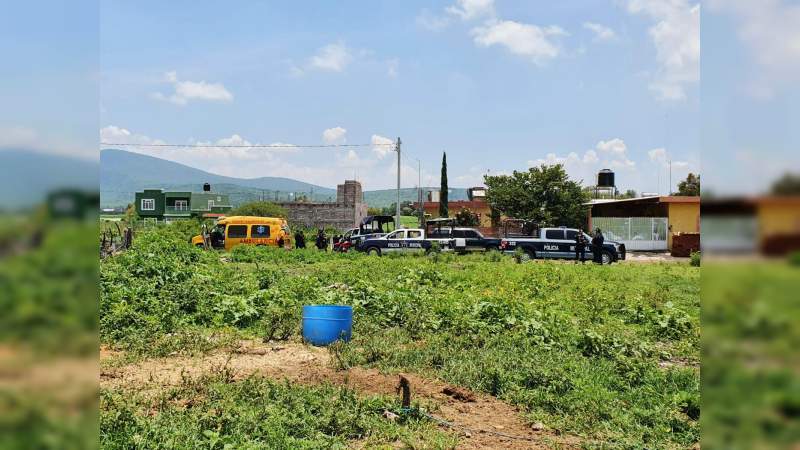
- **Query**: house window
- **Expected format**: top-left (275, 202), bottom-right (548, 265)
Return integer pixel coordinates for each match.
top-left (141, 198), bottom-right (155, 211)
top-left (208, 199), bottom-right (215, 209)
top-left (174, 200), bottom-right (188, 210)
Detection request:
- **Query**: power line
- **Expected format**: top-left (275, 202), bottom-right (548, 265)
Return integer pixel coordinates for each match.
top-left (100, 142), bottom-right (396, 149)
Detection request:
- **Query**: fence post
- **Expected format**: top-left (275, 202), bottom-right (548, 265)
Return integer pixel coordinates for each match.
top-left (628, 218), bottom-right (632, 242)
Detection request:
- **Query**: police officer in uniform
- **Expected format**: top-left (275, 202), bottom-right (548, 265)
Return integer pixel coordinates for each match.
top-left (315, 228), bottom-right (328, 251)
top-left (591, 228), bottom-right (605, 264)
top-left (294, 230), bottom-right (306, 249)
top-left (574, 228), bottom-right (587, 263)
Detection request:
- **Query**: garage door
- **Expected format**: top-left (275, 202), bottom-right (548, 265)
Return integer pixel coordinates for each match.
top-left (591, 217), bottom-right (669, 251)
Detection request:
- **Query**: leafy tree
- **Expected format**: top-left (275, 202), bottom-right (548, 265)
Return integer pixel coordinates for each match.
top-left (771, 172), bottom-right (800, 196)
top-left (228, 201), bottom-right (288, 218)
top-left (367, 207), bottom-right (383, 216)
top-left (676, 173), bottom-right (700, 196)
top-left (620, 189), bottom-right (637, 199)
top-left (454, 208), bottom-right (479, 226)
top-left (484, 164), bottom-right (589, 228)
top-left (123, 203), bottom-right (138, 224)
top-left (439, 152), bottom-right (448, 217)
top-left (382, 201), bottom-right (415, 216)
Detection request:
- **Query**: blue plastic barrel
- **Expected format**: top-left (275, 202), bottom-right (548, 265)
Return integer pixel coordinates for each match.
top-left (302, 305), bottom-right (353, 346)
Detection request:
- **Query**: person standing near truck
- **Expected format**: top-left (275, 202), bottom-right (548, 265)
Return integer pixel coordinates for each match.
top-left (574, 228), bottom-right (587, 263)
top-left (315, 228), bottom-right (328, 251)
top-left (294, 230), bottom-right (306, 249)
top-left (591, 228), bottom-right (605, 264)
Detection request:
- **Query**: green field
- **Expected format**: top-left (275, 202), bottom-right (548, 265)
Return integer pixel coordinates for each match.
top-left (703, 262), bottom-right (800, 449)
top-left (100, 222), bottom-right (700, 448)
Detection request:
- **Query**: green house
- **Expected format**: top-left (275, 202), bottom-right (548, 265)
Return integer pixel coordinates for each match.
top-left (47, 189), bottom-right (100, 220)
top-left (134, 187), bottom-right (232, 223)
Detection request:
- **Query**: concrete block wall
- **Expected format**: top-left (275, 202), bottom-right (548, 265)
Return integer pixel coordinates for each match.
top-left (337, 180), bottom-right (362, 206)
top-left (280, 180), bottom-right (367, 231)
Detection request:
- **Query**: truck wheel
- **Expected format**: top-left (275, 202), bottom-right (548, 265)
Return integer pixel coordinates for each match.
top-left (524, 249), bottom-right (535, 261)
top-left (367, 247), bottom-right (381, 257)
top-left (601, 251), bottom-right (613, 265)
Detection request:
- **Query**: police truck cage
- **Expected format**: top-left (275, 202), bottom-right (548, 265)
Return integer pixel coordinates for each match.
top-left (359, 215), bottom-right (396, 234)
top-left (424, 217), bottom-right (456, 236)
top-left (501, 219), bottom-right (541, 238)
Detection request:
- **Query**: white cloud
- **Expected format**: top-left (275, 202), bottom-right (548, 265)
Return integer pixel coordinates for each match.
top-left (322, 126), bottom-right (347, 145)
top-left (471, 20), bottom-right (568, 65)
top-left (100, 125), bottom-right (165, 147)
top-left (386, 59), bottom-right (400, 78)
top-left (100, 126), bottom-right (418, 189)
top-left (151, 71), bottom-right (233, 106)
top-left (446, 0), bottom-right (495, 21)
top-left (0, 124), bottom-right (97, 160)
top-left (596, 138), bottom-right (628, 155)
top-left (583, 22), bottom-right (616, 41)
top-left (288, 63), bottom-right (305, 78)
top-left (371, 135), bottom-right (395, 159)
top-left (416, 8), bottom-right (451, 31)
top-left (309, 42), bottom-right (353, 72)
top-left (0, 125), bottom-right (38, 148)
top-left (648, 147), bottom-right (688, 169)
top-left (527, 138), bottom-right (639, 185)
top-left (647, 147), bottom-right (667, 163)
top-left (707, 0), bottom-right (800, 98)
top-left (627, 0), bottom-right (700, 101)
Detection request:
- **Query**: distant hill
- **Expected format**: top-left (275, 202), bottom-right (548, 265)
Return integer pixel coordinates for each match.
top-left (0, 149), bottom-right (98, 210)
top-left (364, 187), bottom-right (468, 207)
top-left (100, 149), bottom-right (335, 207)
top-left (100, 148), bottom-right (469, 209)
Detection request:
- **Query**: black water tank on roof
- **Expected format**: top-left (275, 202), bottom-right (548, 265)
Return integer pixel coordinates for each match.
top-left (597, 169), bottom-right (615, 188)
top-left (203, 183), bottom-right (211, 192)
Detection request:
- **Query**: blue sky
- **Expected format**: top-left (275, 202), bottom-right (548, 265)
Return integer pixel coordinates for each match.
top-left (5, 1), bottom-right (799, 195)
top-left (0, 1), bottom-right (98, 159)
top-left (97, 0), bottom-right (701, 193)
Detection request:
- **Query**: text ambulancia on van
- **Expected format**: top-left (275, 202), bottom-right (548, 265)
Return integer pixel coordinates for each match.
top-left (190, 216), bottom-right (290, 250)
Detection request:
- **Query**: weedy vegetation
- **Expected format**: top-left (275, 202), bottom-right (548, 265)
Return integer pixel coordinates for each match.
top-left (101, 222), bottom-right (700, 448)
top-left (703, 263), bottom-right (800, 449)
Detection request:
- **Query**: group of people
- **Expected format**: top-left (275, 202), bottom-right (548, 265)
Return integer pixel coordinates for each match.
top-left (573, 228), bottom-right (605, 264)
top-left (291, 229), bottom-right (329, 250)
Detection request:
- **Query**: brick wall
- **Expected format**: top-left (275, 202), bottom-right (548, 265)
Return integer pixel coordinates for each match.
top-left (279, 180), bottom-right (367, 230)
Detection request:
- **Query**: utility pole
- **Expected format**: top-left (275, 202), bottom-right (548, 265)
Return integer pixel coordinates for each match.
top-left (418, 159), bottom-right (423, 227)
top-left (669, 160), bottom-right (672, 196)
top-left (395, 137), bottom-right (402, 229)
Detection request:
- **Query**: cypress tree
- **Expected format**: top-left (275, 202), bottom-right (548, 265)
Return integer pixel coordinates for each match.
top-left (439, 152), bottom-right (449, 217)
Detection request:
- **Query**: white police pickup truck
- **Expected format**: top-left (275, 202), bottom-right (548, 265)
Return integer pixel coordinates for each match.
top-left (356, 227), bottom-right (480, 256)
top-left (355, 228), bottom-right (435, 256)
top-left (500, 227), bottom-right (626, 264)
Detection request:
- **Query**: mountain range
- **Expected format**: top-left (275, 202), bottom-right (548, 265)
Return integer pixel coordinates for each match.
top-left (0, 149), bottom-right (98, 210)
top-left (100, 149), bottom-right (468, 208)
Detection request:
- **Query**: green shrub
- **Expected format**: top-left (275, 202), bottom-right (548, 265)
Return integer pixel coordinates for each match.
top-left (690, 251), bottom-right (701, 267)
top-left (789, 251), bottom-right (800, 267)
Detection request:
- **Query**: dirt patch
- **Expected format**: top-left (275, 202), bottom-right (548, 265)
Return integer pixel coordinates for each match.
top-left (102, 340), bottom-right (579, 449)
top-left (624, 252), bottom-right (688, 263)
top-left (442, 386), bottom-right (476, 402)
